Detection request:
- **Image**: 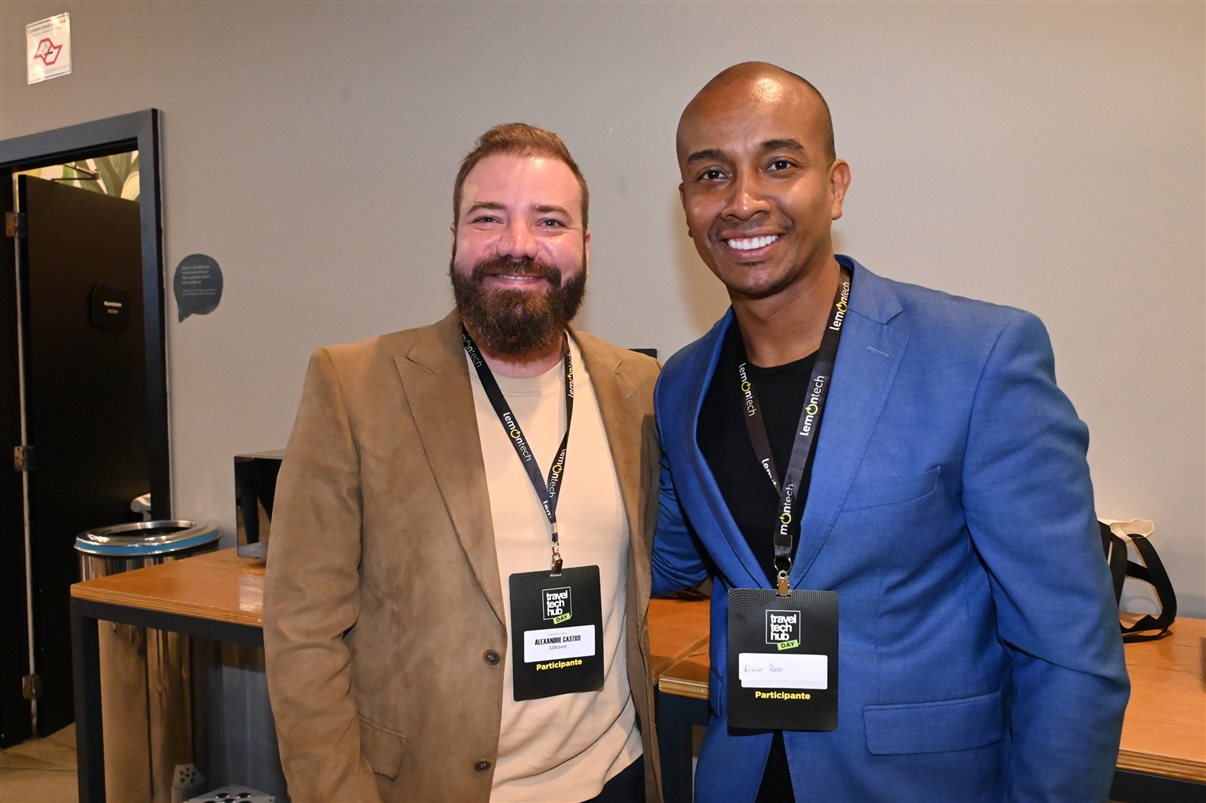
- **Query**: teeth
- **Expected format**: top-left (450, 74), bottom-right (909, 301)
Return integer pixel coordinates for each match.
top-left (726, 235), bottom-right (779, 251)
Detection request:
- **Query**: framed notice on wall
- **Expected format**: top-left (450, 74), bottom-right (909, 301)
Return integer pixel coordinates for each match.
top-left (26, 13), bottom-right (71, 85)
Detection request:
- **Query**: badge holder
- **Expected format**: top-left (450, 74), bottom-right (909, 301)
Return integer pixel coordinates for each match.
top-left (509, 553), bottom-right (604, 701)
top-left (727, 567), bottom-right (838, 731)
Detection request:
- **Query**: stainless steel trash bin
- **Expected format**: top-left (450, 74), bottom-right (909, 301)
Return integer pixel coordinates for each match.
top-left (76, 520), bottom-right (221, 803)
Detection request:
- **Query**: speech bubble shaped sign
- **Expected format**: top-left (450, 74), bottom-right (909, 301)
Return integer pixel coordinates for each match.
top-left (174, 254), bottom-right (223, 322)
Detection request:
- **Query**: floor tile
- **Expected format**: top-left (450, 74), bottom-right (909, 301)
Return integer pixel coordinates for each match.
top-left (0, 766), bottom-right (78, 802)
top-left (44, 725), bottom-right (76, 748)
top-left (0, 724), bottom-right (78, 800)
top-left (0, 750), bottom-right (65, 771)
top-left (1, 736), bottom-right (76, 771)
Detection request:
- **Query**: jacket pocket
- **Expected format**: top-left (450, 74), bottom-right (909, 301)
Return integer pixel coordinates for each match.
top-left (843, 467), bottom-right (940, 512)
top-left (359, 715), bottom-right (407, 779)
top-left (863, 689), bottom-right (1003, 755)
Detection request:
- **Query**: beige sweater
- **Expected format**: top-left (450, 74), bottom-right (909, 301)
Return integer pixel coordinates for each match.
top-left (470, 337), bottom-right (642, 802)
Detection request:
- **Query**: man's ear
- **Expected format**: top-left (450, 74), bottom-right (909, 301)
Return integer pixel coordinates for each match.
top-left (583, 228), bottom-right (591, 276)
top-left (829, 161), bottom-right (851, 221)
top-left (679, 182), bottom-right (691, 233)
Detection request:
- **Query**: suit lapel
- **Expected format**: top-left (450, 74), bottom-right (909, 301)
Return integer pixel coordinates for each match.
top-left (792, 262), bottom-right (907, 582)
top-left (393, 311), bottom-right (506, 624)
top-left (682, 313), bottom-right (770, 588)
top-left (576, 331), bottom-right (651, 613)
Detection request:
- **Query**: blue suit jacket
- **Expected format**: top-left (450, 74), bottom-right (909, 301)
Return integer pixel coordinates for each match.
top-left (652, 257), bottom-right (1129, 802)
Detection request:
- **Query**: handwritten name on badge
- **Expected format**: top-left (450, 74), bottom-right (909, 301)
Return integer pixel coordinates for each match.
top-left (739, 653), bottom-right (828, 690)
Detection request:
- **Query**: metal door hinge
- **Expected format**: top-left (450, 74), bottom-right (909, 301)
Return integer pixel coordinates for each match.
top-left (22, 674), bottom-right (41, 700)
top-left (4, 212), bottom-right (26, 239)
top-left (13, 445), bottom-right (34, 471)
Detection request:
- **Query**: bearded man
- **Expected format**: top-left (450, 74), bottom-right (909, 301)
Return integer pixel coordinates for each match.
top-left (264, 124), bottom-right (663, 803)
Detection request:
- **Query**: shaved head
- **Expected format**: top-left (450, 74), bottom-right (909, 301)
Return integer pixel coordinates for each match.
top-left (678, 62), bottom-right (836, 164)
top-left (673, 60), bottom-right (851, 307)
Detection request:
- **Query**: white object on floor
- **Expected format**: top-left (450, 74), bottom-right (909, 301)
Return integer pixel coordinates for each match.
top-left (171, 762), bottom-right (206, 802)
top-left (184, 785), bottom-right (274, 803)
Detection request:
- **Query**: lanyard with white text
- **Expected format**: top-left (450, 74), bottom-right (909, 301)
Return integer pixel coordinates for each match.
top-left (737, 267), bottom-right (851, 595)
top-left (463, 328), bottom-right (574, 574)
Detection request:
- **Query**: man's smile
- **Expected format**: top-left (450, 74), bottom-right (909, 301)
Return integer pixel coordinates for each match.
top-left (483, 272), bottom-right (551, 290)
top-left (725, 234), bottom-right (782, 252)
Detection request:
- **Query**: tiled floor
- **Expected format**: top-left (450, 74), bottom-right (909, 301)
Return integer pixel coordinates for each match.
top-left (0, 724), bottom-right (77, 802)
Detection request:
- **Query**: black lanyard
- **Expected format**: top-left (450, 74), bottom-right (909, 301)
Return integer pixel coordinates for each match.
top-left (463, 328), bottom-right (574, 574)
top-left (737, 267), bottom-right (851, 595)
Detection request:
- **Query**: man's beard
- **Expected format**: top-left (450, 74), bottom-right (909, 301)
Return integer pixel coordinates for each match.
top-left (450, 254), bottom-right (586, 357)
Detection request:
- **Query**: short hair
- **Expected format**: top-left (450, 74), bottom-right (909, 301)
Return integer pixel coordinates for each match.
top-left (452, 123), bottom-right (589, 227)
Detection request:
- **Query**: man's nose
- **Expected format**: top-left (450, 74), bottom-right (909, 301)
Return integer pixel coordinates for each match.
top-left (722, 172), bottom-right (771, 220)
top-left (498, 221), bottom-right (538, 259)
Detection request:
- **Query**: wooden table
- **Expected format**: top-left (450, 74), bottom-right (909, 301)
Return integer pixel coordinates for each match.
top-left (648, 594), bottom-right (710, 679)
top-left (71, 552), bottom-right (1203, 802)
top-left (646, 595), bottom-right (711, 803)
top-left (655, 614), bottom-right (1206, 803)
top-left (69, 550), bottom-right (711, 803)
top-left (1112, 615), bottom-right (1206, 800)
top-left (70, 548), bottom-right (265, 803)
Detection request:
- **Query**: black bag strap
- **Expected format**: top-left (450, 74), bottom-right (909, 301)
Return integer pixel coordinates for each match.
top-left (1097, 521), bottom-right (1177, 642)
top-left (1119, 534), bottom-right (1177, 643)
top-left (1098, 521), bottom-right (1128, 604)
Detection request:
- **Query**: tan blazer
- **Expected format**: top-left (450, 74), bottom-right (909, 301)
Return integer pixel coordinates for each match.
top-left (264, 311), bottom-right (663, 802)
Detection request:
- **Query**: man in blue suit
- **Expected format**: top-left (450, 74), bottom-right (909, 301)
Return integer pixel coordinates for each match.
top-left (652, 62), bottom-right (1128, 802)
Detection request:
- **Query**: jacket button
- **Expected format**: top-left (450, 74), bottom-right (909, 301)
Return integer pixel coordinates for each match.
top-left (483, 649), bottom-right (500, 665)
top-left (474, 759), bottom-right (492, 772)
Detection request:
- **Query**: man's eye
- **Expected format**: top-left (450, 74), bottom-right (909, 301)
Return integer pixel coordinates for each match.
top-left (539, 219), bottom-right (566, 228)
top-left (699, 168), bottom-right (725, 181)
top-left (768, 159), bottom-right (795, 171)
top-left (472, 215), bottom-right (499, 224)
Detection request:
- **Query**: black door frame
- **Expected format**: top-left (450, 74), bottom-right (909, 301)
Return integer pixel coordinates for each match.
top-left (0, 109), bottom-right (169, 741)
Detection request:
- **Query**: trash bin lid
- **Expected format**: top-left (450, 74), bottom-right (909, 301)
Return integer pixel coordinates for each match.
top-left (74, 520), bottom-right (220, 556)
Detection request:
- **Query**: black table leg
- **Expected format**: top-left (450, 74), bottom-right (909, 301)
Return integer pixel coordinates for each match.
top-left (70, 598), bottom-right (105, 803)
top-left (657, 691), bottom-right (708, 803)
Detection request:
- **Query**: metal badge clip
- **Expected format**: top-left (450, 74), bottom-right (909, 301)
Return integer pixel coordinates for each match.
top-left (776, 569), bottom-right (791, 597)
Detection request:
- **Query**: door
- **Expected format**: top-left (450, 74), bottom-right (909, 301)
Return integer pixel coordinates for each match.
top-left (16, 175), bottom-right (149, 735)
top-left (0, 187), bottom-right (29, 746)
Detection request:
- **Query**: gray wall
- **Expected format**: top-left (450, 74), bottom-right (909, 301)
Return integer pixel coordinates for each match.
top-left (2, 1), bottom-right (1202, 616)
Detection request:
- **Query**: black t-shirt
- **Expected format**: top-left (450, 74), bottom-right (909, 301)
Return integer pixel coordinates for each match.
top-left (697, 323), bottom-right (819, 586)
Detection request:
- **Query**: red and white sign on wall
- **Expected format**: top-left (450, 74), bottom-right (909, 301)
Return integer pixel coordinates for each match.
top-left (26, 13), bottom-right (72, 85)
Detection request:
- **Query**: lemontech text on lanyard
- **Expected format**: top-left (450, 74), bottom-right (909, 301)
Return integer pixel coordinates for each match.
top-left (463, 327), bottom-right (573, 574)
top-left (737, 266), bottom-right (851, 595)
